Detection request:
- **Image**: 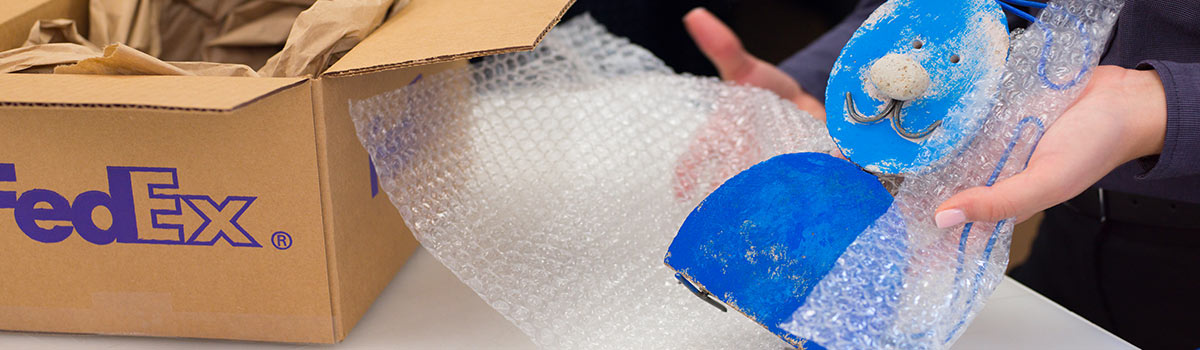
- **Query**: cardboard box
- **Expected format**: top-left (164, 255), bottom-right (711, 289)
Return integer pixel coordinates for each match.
top-left (0, 0), bottom-right (571, 343)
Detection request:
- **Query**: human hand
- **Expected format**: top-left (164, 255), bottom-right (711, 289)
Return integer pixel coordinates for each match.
top-left (934, 65), bottom-right (1168, 228)
top-left (684, 8), bottom-right (826, 121)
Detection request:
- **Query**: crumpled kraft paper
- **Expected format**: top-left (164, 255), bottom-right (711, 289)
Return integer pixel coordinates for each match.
top-left (26, 18), bottom-right (98, 49)
top-left (0, 0), bottom-right (406, 77)
top-left (0, 20), bottom-right (100, 73)
top-left (197, 1), bottom-right (310, 68)
top-left (257, 0), bottom-right (395, 77)
top-left (54, 43), bottom-right (259, 76)
top-left (88, 0), bottom-right (162, 57)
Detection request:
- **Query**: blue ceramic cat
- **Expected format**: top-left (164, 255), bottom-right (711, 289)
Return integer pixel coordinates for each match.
top-left (665, 0), bottom-right (1010, 348)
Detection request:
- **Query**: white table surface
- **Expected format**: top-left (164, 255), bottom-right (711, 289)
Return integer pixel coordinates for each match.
top-left (0, 247), bottom-right (1137, 349)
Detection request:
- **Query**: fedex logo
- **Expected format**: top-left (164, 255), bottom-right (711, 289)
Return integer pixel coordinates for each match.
top-left (0, 163), bottom-right (264, 247)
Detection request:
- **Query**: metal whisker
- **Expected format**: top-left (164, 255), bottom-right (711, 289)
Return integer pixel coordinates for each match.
top-left (892, 111), bottom-right (943, 140)
top-left (845, 92), bottom-right (897, 124)
top-left (845, 92), bottom-right (942, 141)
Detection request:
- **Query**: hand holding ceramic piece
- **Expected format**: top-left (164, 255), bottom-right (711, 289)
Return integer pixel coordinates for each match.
top-left (666, 0), bottom-right (1011, 348)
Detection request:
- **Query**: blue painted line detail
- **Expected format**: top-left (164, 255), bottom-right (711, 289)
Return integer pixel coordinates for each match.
top-left (946, 116), bottom-right (1046, 341)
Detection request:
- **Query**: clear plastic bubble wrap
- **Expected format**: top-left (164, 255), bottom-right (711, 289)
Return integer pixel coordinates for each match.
top-left (780, 0), bottom-right (1124, 348)
top-left (351, 0), bottom-right (1123, 347)
top-left (352, 15), bottom-right (831, 349)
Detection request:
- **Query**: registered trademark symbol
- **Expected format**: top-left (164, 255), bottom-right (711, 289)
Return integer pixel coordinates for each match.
top-left (272, 231), bottom-right (292, 250)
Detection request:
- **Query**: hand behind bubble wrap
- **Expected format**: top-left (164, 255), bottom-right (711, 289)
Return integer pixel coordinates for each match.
top-left (683, 8), bottom-right (826, 120)
top-left (672, 8), bottom-right (840, 201)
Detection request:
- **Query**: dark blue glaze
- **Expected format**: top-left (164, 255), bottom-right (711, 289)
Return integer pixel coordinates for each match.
top-left (665, 153), bottom-right (893, 348)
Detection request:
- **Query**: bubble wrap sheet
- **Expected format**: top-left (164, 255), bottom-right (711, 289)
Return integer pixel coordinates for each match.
top-left (780, 0), bottom-right (1124, 348)
top-left (351, 2), bottom-right (1123, 347)
top-left (352, 16), bottom-right (832, 349)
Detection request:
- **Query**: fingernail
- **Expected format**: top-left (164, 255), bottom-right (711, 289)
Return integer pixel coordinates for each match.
top-left (935, 209), bottom-right (967, 229)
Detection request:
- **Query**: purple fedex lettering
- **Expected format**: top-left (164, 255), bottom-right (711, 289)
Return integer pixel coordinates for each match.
top-left (71, 167), bottom-right (139, 244)
top-left (182, 195), bottom-right (259, 247)
top-left (128, 168), bottom-right (185, 243)
top-left (13, 189), bottom-right (73, 243)
top-left (0, 164), bottom-right (72, 243)
top-left (0, 163), bottom-right (262, 247)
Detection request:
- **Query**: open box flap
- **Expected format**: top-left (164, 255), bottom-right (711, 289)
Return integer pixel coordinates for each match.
top-left (0, 74), bottom-right (306, 111)
top-left (0, 1), bottom-right (45, 47)
top-left (1, 0), bottom-right (87, 52)
top-left (322, 0), bottom-right (573, 77)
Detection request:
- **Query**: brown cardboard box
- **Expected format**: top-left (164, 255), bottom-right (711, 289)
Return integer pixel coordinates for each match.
top-left (0, 0), bottom-right (571, 343)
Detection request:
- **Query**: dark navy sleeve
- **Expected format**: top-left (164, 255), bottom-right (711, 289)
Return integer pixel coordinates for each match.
top-left (778, 0), bottom-right (886, 98)
top-left (1135, 60), bottom-right (1200, 180)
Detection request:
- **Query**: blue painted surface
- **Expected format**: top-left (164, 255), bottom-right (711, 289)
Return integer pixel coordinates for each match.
top-left (825, 0), bottom-right (1008, 174)
top-left (665, 153), bottom-right (893, 348)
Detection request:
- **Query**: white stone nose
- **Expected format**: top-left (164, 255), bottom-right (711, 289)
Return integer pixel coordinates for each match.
top-left (869, 53), bottom-right (930, 101)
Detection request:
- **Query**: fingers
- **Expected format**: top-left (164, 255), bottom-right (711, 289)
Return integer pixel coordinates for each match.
top-left (683, 8), bottom-right (826, 120)
top-left (935, 165), bottom-right (1070, 228)
top-left (683, 8), bottom-right (753, 82)
top-left (930, 66), bottom-right (1161, 230)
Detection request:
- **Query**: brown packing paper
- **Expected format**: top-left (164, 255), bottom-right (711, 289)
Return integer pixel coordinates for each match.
top-left (95, 0), bottom-right (311, 69)
top-left (148, 0), bottom-right (405, 76)
top-left (154, 0), bottom-right (239, 63)
top-left (0, 43), bottom-right (98, 73)
top-left (55, 42), bottom-right (196, 75)
top-left (54, 43), bottom-right (259, 76)
top-left (0, 16), bottom-right (259, 76)
top-left (0, 0), bottom-right (403, 77)
top-left (168, 61), bottom-right (258, 77)
top-left (89, 0), bottom-right (161, 57)
top-left (257, 0), bottom-right (397, 77)
top-left (200, 1), bottom-right (309, 68)
top-left (25, 18), bottom-right (97, 48)
top-left (0, 19), bottom-right (100, 73)
top-left (0, 19), bottom-right (97, 73)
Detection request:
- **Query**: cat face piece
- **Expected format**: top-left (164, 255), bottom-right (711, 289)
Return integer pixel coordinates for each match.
top-left (825, 0), bottom-right (1009, 174)
top-left (665, 1), bottom-right (1015, 348)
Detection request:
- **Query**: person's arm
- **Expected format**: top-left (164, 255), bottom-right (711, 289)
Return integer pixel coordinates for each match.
top-left (778, 0), bottom-right (887, 99)
top-left (1131, 60), bottom-right (1200, 180)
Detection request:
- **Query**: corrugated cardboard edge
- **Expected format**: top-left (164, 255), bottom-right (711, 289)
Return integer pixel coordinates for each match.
top-left (309, 63), bottom-right (452, 343)
top-left (0, 101), bottom-right (227, 112)
top-left (0, 78), bottom-right (308, 112)
top-left (310, 0), bottom-right (574, 342)
top-left (320, 0), bottom-right (573, 78)
top-left (309, 75), bottom-right (343, 342)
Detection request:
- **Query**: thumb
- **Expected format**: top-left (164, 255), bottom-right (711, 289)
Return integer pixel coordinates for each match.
top-left (683, 8), bottom-right (753, 82)
top-left (934, 167), bottom-right (1067, 228)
